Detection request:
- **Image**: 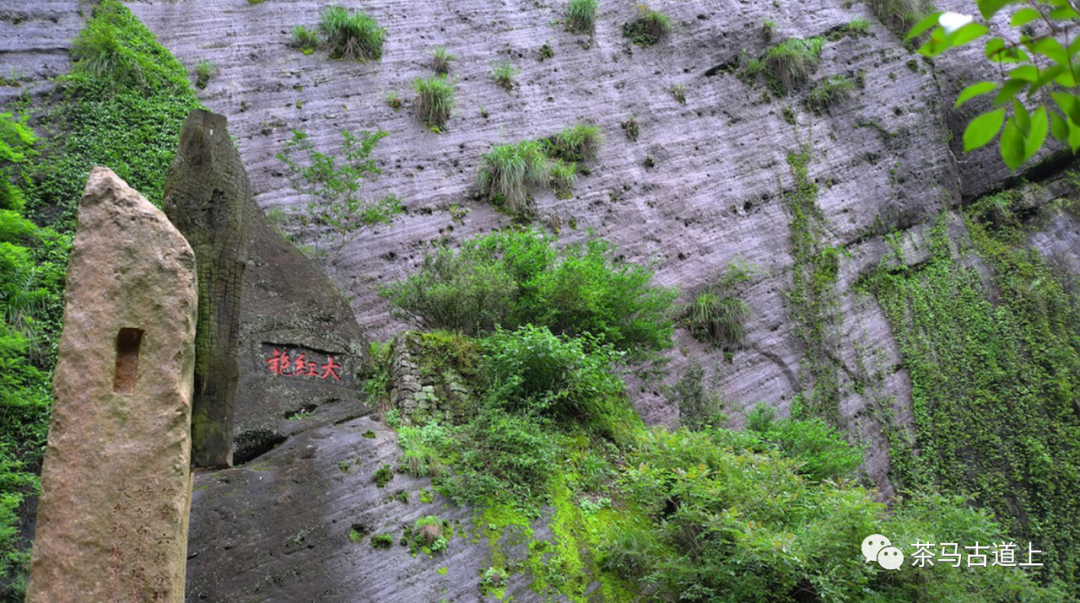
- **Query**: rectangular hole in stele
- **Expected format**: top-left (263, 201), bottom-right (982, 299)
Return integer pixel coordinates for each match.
top-left (113, 328), bottom-right (144, 394)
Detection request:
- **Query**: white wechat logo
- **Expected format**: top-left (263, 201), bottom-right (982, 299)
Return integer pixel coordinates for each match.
top-left (862, 534), bottom-right (904, 570)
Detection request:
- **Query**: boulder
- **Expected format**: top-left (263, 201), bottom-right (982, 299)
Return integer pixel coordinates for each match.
top-left (164, 108), bottom-right (251, 468)
top-left (26, 167), bottom-right (198, 603)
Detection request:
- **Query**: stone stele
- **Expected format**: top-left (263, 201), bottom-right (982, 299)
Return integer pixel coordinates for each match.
top-left (25, 167), bottom-right (198, 603)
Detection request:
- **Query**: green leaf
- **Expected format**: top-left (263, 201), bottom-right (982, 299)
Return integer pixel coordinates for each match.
top-left (1031, 64), bottom-right (1065, 94)
top-left (993, 79), bottom-right (1028, 105)
top-left (963, 108), bottom-right (1006, 151)
top-left (1028, 37), bottom-right (1069, 65)
top-left (1013, 99), bottom-right (1031, 135)
top-left (1049, 5), bottom-right (1080, 19)
top-left (1049, 110), bottom-right (1069, 143)
top-left (1010, 7), bottom-right (1042, 25)
top-left (1025, 106), bottom-right (1048, 161)
top-left (948, 23), bottom-right (989, 48)
top-left (1007, 65), bottom-right (1038, 82)
top-left (955, 82), bottom-right (998, 108)
top-left (999, 118), bottom-right (1026, 169)
top-left (905, 11), bottom-right (944, 40)
top-left (1068, 118), bottom-right (1080, 152)
top-left (918, 28), bottom-right (951, 57)
top-left (976, 0), bottom-right (1015, 20)
top-left (1051, 91), bottom-right (1080, 124)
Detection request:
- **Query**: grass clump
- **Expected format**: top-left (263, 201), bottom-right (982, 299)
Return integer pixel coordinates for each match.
top-left (412, 76), bottom-right (455, 130)
top-left (318, 5), bottom-right (385, 61)
top-left (491, 60), bottom-right (519, 91)
top-left (804, 75), bottom-right (854, 113)
top-left (762, 18), bottom-right (776, 41)
top-left (621, 115), bottom-right (639, 141)
top-left (565, 0), bottom-right (598, 34)
top-left (764, 37), bottom-right (824, 91)
top-left (384, 90), bottom-right (402, 111)
top-left (430, 45), bottom-right (454, 75)
top-left (477, 140), bottom-right (549, 214)
top-left (684, 260), bottom-right (757, 348)
top-left (192, 59), bottom-right (216, 89)
top-left (623, 5), bottom-right (672, 47)
top-left (288, 25), bottom-right (320, 54)
top-left (827, 17), bottom-right (871, 40)
top-left (543, 123), bottom-right (600, 163)
top-left (407, 516), bottom-right (452, 554)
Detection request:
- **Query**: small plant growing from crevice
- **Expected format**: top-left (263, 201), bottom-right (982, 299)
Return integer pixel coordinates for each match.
top-left (491, 60), bottom-right (519, 91)
top-left (539, 41), bottom-right (554, 61)
top-left (370, 533), bottom-right (394, 549)
top-left (430, 45), bottom-right (455, 75)
top-left (404, 516), bottom-right (452, 555)
top-left (373, 464), bottom-right (394, 488)
top-left (412, 75), bottom-right (455, 130)
top-left (804, 75), bottom-right (854, 114)
top-left (384, 90), bottom-right (402, 111)
top-left (565, 0), bottom-right (598, 34)
top-left (318, 5), bottom-right (386, 61)
top-left (684, 260), bottom-right (759, 349)
top-left (623, 5), bottom-right (672, 47)
top-left (549, 160), bottom-right (577, 199)
top-left (762, 18), bottom-right (776, 42)
top-left (763, 36), bottom-right (823, 91)
top-left (622, 115), bottom-right (639, 141)
top-left (193, 59), bottom-right (216, 89)
top-left (481, 567), bottom-right (510, 595)
top-left (671, 83), bottom-right (686, 104)
top-left (543, 123), bottom-right (601, 163)
top-left (289, 25), bottom-right (319, 54)
top-left (826, 18), bottom-right (871, 41)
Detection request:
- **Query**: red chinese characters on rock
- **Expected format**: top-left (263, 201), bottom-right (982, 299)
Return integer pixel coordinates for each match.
top-left (265, 349), bottom-right (342, 381)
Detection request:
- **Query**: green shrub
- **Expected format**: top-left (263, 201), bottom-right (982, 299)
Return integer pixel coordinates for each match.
top-left (397, 422), bottom-right (451, 477)
top-left (491, 60), bottom-right (519, 91)
top-left (318, 5), bottom-right (385, 61)
top-left (667, 359), bottom-right (725, 430)
top-left (192, 59), bottom-right (216, 89)
top-left (804, 75), bottom-right (854, 113)
top-left (565, 0), bottom-right (598, 34)
top-left (623, 6), bottom-right (672, 47)
top-left (289, 25), bottom-right (320, 54)
top-left (483, 326), bottom-right (629, 439)
top-left (381, 229), bottom-right (678, 355)
top-left (476, 140), bottom-right (549, 213)
top-left (412, 75), bottom-right (455, 130)
top-left (276, 129), bottom-right (403, 254)
top-left (543, 124), bottom-right (600, 163)
top-left (764, 37), bottom-right (824, 90)
top-left (429, 46), bottom-right (454, 75)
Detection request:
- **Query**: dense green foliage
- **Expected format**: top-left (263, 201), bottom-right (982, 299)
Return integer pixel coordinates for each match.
top-left (380, 229), bottom-right (677, 356)
top-left (863, 197), bottom-right (1080, 595)
top-left (377, 320), bottom-right (1060, 602)
top-left (276, 129), bottom-right (403, 256)
top-left (0, 3), bottom-right (202, 598)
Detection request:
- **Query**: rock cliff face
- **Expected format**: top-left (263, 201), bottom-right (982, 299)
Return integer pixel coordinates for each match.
top-left (123, 0), bottom-right (1034, 496)
top-left (6, 0), bottom-right (1080, 600)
